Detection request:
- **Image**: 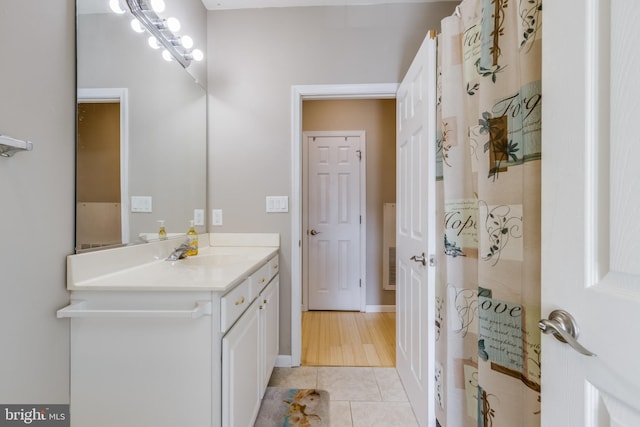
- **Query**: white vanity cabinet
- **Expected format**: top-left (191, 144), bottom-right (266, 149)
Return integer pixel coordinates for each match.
top-left (60, 235), bottom-right (280, 427)
top-left (221, 254), bottom-right (279, 426)
top-left (67, 291), bottom-right (215, 427)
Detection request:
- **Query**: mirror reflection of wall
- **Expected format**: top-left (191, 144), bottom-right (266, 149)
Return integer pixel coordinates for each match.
top-left (76, 1), bottom-right (206, 252)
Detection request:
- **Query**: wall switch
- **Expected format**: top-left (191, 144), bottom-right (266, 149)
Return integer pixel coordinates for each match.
top-left (193, 209), bottom-right (205, 226)
top-left (266, 196), bottom-right (289, 213)
top-left (212, 209), bottom-right (223, 226)
top-left (131, 196), bottom-right (152, 213)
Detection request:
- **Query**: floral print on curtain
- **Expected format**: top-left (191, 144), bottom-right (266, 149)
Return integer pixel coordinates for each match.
top-left (434, 0), bottom-right (542, 426)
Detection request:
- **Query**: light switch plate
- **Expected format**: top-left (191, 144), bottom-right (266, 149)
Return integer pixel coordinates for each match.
top-left (212, 209), bottom-right (223, 226)
top-left (266, 196), bottom-right (288, 213)
top-left (193, 209), bottom-right (205, 226)
top-left (131, 196), bottom-right (152, 213)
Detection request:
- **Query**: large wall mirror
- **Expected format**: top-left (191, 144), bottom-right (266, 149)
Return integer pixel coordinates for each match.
top-left (76, 0), bottom-right (206, 252)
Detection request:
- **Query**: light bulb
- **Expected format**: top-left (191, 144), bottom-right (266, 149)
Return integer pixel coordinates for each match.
top-left (150, 0), bottom-right (165, 13)
top-left (109, 0), bottom-right (126, 14)
top-left (148, 36), bottom-right (161, 49)
top-left (180, 35), bottom-right (194, 49)
top-left (192, 49), bottom-right (204, 61)
top-left (162, 49), bottom-right (173, 62)
top-left (130, 19), bottom-right (145, 33)
top-left (166, 17), bottom-right (181, 32)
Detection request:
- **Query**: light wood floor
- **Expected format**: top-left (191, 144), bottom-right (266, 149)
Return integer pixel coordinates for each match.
top-left (301, 311), bottom-right (396, 367)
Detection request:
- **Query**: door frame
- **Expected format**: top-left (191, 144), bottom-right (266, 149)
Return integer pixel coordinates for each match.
top-left (290, 83), bottom-right (398, 366)
top-left (77, 87), bottom-right (130, 246)
top-left (302, 130), bottom-right (367, 312)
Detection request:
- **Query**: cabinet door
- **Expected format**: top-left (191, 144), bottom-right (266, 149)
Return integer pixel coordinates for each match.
top-left (260, 275), bottom-right (279, 393)
top-left (222, 300), bottom-right (261, 427)
top-left (69, 294), bottom-right (213, 427)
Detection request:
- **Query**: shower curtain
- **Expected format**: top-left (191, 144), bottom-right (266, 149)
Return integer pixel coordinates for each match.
top-left (434, 0), bottom-right (542, 426)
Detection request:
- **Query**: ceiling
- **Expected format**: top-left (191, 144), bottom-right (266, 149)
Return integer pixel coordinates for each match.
top-left (202, 0), bottom-right (457, 11)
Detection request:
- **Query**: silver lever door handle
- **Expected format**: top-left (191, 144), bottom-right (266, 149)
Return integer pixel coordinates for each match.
top-left (538, 309), bottom-right (596, 357)
top-left (309, 229), bottom-right (321, 236)
top-left (410, 252), bottom-right (426, 266)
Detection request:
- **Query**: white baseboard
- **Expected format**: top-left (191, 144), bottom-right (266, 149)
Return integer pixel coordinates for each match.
top-left (275, 354), bottom-right (294, 368)
top-left (365, 305), bottom-right (396, 312)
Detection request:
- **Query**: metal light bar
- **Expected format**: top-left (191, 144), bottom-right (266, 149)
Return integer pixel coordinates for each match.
top-left (125, 0), bottom-right (191, 68)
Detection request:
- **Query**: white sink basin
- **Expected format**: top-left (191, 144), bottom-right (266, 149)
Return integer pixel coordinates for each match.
top-left (70, 246), bottom-right (278, 292)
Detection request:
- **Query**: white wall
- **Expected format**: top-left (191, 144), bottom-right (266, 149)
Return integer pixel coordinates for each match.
top-left (0, 0), bottom-right (75, 403)
top-left (207, 2), bottom-right (456, 355)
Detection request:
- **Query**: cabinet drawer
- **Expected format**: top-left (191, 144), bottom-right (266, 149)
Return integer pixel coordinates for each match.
top-left (250, 262), bottom-right (271, 297)
top-left (221, 279), bottom-right (251, 332)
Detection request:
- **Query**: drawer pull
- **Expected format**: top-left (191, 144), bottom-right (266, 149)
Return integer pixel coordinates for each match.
top-left (263, 299), bottom-right (268, 304)
top-left (235, 296), bottom-right (245, 306)
top-left (272, 264), bottom-right (278, 269)
top-left (259, 278), bottom-right (266, 284)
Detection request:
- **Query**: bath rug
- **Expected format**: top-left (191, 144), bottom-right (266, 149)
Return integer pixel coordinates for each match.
top-left (254, 388), bottom-right (329, 427)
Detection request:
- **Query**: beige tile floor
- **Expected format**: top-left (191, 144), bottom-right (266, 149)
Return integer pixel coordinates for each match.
top-left (267, 366), bottom-right (419, 427)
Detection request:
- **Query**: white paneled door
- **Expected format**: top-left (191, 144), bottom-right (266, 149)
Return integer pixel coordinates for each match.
top-left (395, 33), bottom-right (436, 427)
top-left (306, 132), bottom-right (364, 311)
top-left (541, 0), bottom-right (640, 425)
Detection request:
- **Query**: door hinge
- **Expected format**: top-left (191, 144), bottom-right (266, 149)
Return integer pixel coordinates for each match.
top-left (359, 279), bottom-right (362, 288)
top-left (356, 149), bottom-right (362, 160)
top-left (359, 215), bottom-right (362, 224)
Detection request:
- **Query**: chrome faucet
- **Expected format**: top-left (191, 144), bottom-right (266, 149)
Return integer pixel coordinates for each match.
top-left (166, 239), bottom-right (196, 261)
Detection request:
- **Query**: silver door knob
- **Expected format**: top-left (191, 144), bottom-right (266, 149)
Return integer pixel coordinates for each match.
top-left (410, 252), bottom-right (426, 266)
top-left (309, 229), bottom-right (321, 236)
top-left (538, 309), bottom-right (596, 356)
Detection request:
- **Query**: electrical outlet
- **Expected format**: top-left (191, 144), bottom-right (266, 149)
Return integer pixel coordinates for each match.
top-left (212, 209), bottom-right (223, 226)
top-left (193, 209), bottom-right (205, 226)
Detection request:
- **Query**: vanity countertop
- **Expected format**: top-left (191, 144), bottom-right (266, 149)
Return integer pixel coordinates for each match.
top-left (66, 233), bottom-right (279, 292)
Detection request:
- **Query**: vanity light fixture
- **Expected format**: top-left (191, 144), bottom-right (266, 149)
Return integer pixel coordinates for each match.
top-left (130, 18), bottom-right (145, 33)
top-left (149, 0), bottom-right (165, 13)
top-left (165, 16), bottom-right (181, 32)
top-left (110, 0), bottom-right (203, 69)
top-left (109, 0), bottom-right (126, 14)
top-left (148, 36), bottom-right (161, 49)
top-left (180, 35), bottom-right (193, 49)
top-left (0, 134), bottom-right (33, 158)
top-left (191, 49), bottom-right (204, 62)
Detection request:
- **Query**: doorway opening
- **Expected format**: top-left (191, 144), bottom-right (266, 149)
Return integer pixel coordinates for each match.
top-left (76, 88), bottom-right (129, 251)
top-left (291, 84), bottom-right (399, 367)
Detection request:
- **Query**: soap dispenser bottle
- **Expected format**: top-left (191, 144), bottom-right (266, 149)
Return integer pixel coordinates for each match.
top-left (186, 220), bottom-right (198, 256)
top-left (158, 220), bottom-right (167, 240)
